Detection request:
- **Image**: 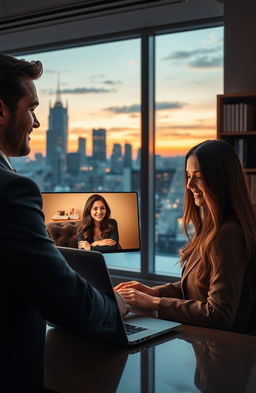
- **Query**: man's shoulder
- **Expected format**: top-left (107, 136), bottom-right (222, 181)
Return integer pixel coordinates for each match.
top-left (0, 168), bottom-right (40, 196)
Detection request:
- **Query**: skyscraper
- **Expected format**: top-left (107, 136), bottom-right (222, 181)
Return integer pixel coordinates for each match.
top-left (78, 137), bottom-right (86, 165)
top-left (110, 143), bottom-right (123, 174)
top-left (46, 82), bottom-right (68, 173)
top-left (52, 146), bottom-right (66, 188)
top-left (92, 129), bottom-right (106, 162)
top-left (135, 147), bottom-right (141, 169)
top-left (124, 143), bottom-right (132, 168)
top-left (67, 152), bottom-right (80, 176)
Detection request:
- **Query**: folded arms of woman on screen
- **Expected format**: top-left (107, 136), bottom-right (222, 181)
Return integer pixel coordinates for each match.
top-left (115, 140), bottom-right (256, 332)
top-left (77, 194), bottom-right (119, 251)
top-left (78, 238), bottom-right (117, 250)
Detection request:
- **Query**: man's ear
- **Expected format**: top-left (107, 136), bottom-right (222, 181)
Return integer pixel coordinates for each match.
top-left (0, 99), bottom-right (9, 125)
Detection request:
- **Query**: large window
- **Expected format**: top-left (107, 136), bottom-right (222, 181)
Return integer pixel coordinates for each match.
top-left (13, 25), bottom-right (223, 281)
top-left (154, 26), bottom-right (224, 276)
top-left (15, 40), bottom-right (141, 272)
top-left (14, 39), bottom-right (141, 194)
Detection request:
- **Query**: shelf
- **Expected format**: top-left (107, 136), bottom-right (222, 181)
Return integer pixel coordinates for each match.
top-left (219, 131), bottom-right (256, 136)
top-left (217, 92), bottom-right (256, 98)
top-left (217, 92), bottom-right (256, 202)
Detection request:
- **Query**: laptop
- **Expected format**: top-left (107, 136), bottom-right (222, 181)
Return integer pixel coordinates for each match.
top-left (57, 246), bottom-right (180, 346)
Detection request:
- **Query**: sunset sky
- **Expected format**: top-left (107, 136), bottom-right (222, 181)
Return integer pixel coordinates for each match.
top-left (22, 26), bottom-right (223, 160)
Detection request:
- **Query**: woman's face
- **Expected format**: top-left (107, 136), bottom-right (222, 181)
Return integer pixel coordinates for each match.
top-left (186, 155), bottom-right (206, 207)
top-left (90, 200), bottom-right (106, 222)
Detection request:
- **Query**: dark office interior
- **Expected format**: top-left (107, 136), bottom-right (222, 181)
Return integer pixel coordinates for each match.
top-left (2, 1), bottom-right (256, 392)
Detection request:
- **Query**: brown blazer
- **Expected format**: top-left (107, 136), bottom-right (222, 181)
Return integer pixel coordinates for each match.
top-left (154, 221), bottom-right (256, 331)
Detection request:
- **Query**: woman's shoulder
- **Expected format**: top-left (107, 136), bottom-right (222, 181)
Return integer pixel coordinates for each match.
top-left (217, 219), bottom-right (243, 243)
top-left (221, 219), bottom-right (241, 233)
top-left (109, 218), bottom-right (117, 225)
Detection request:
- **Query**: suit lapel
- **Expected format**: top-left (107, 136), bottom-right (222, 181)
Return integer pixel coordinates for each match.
top-left (181, 249), bottom-right (200, 284)
top-left (0, 155), bottom-right (14, 172)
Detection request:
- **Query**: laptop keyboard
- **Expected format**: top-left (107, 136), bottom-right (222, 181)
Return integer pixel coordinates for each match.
top-left (123, 323), bottom-right (147, 336)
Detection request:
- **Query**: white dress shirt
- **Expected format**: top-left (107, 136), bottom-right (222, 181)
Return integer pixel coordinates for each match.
top-left (0, 150), bottom-right (15, 171)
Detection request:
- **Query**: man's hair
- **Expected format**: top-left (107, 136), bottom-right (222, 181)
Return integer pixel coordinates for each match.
top-left (0, 53), bottom-right (43, 113)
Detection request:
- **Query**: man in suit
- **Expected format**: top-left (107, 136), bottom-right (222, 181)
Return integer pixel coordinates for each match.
top-left (0, 53), bottom-right (129, 393)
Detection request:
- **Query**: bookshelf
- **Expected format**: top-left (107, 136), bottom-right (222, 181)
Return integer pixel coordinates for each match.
top-left (217, 92), bottom-right (256, 202)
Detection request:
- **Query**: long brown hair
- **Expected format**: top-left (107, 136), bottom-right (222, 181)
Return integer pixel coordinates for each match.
top-left (77, 194), bottom-right (113, 242)
top-left (181, 139), bottom-right (256, 287)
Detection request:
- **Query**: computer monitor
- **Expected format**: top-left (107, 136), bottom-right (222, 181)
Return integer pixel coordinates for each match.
top-left (41, 192), bottom-right (140, 253)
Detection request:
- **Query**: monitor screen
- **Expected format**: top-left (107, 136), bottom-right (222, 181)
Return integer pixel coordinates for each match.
top-left (42, 192), bottom-right (140, 253)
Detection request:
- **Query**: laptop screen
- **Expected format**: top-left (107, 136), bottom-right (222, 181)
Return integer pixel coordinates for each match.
top-left (42, 192), bottom-right (140, 252)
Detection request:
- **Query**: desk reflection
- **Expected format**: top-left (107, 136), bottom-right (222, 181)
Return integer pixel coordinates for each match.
top-left (44, 326), bottom-right (256, 393)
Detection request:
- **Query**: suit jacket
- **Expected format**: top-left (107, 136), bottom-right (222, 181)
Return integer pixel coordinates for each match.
top-left (155, 220), bottom-right (256, 332)
top-left (0, 157), bottom-right (118, 393)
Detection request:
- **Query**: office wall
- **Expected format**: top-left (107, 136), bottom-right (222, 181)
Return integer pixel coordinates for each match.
top-left (224, 0), bottom-right (256, 93)
top-left (0, 0), bottom-right (223, 54)
top-left (0, 0), bottom-right (76, 18)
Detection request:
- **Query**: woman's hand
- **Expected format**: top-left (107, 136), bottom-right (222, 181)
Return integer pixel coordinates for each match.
top-left (78, 240), bottom-right (91, 250)
top-left (115, 287), bottom-right (160, 311)
top-left (114, 281), bottom-right (160, 297)
top-left (92, 239), bottom-right (116, 247)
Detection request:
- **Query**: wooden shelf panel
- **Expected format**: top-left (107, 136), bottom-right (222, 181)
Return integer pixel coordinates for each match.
top-left (217, 92), bottom-right (256, 98)
top-left (219, 131), bottom-right (256, 136)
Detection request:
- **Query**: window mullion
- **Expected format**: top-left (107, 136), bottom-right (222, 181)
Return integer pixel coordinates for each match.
top-left (140, 32), bottom-right (155, 275)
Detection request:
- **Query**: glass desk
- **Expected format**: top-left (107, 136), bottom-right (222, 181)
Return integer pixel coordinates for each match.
top-left (44, 324), bottom-right (256, 393)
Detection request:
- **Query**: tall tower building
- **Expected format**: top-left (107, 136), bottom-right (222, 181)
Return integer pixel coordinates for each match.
top-left (78, 137), bottom-right (86, 165)
top-left (92, 129), bottom-right (106, 162)
top-left (46, 79), bottom-right (68, 173)
top-left (52, 146), bottom-right (66, 188)
top-left (135, 147), bottom-right (141, 169)
top-left (67, 152), bottom-right (80, 176)
top-left (124, 143), bottom-right (132, 168)
top-left (110, 143), bottom-right (123, 174)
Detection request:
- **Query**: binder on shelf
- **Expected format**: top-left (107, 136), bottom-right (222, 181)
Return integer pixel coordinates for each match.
top-left (235, 103), bottom-right (239, 132)
top-left (239, 103), bottom-right (244, 132)
top-left (231, 104), bottom-right (235, 132)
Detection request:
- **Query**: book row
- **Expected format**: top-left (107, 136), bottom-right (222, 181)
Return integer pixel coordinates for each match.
top-left (222, 103), bottom-right (255, 132)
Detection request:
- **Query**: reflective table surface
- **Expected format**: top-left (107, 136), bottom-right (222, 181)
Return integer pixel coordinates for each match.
top-left (44, 324), bottom-right (256, 393)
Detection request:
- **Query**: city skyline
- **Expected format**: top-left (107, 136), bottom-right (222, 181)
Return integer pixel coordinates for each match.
top-left (19, 26), bottom-right (223, 161)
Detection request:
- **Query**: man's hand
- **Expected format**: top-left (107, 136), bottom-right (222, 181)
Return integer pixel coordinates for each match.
top-left (114, 291), bottom-right (131, 316)
top-left (114, 280), bottom-right (160, 297)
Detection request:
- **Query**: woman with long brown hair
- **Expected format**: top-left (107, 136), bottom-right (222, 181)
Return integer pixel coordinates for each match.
top-left (77, 194), bottom-right (119, 252)
top-left (115, 140), bottom-right (256, 331)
